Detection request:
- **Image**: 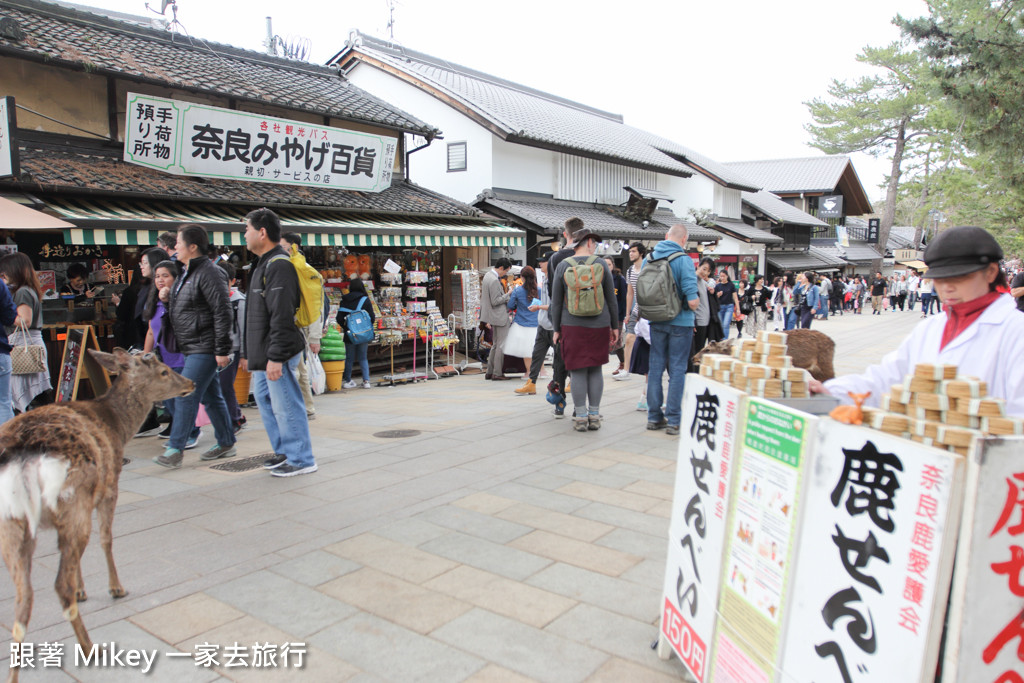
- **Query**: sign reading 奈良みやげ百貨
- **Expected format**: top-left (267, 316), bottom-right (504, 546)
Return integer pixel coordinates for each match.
top-left (123, 93), bottom-right (398, 193)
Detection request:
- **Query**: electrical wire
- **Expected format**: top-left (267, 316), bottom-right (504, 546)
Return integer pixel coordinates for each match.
top-left (14, 104), bottom-right (111, 140)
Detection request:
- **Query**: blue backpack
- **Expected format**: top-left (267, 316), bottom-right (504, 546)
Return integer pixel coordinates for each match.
top-left (339, 296), bottom-right (374, 344)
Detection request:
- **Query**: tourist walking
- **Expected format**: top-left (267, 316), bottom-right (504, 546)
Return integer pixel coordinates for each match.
top-left (481, 257), bottom-right (513, 380)
top-left (504, 265), bottom-right (540, 378)
top-left (607, 258), bottom-right (628, 376)
top-left (0, 279), bottom-right (18, 424)
top-left (618, 242), bottom-right (647, 382)
top-left (750, 274), bottom-right (770, 337)
top-left (0, 253), bottom-right (52, 413)
top-left (519, 251), bottom-right (562, 397)
top-left (338, 278), bottom-right (375, 389)
top-left (715, 271), bottom-right (739, 338)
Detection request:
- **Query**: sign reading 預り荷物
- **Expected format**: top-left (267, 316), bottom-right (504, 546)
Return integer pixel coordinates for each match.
top-left (0, 96), bottom-right (19, 180)
top-left (123, 93), bottom-right (398, 193)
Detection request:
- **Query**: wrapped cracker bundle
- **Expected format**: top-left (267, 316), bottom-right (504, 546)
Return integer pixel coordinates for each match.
top-left (777, 367), bottom-right (811, 383)
top-left (959, 397), bottom-right (1006, 418)
top-left (912, 406), bottom-right (943, 422)
top-left (981, 416), bottom-right (1024, 436)
top-left (913, 363), bottom-right (958, 381)
top-left (940, 378), bottom-right (988, 399)
top-left (935, 425), bottom-right (981, 449)
top-left (870, 411), bottom-right (911, 435)
top-left (881, 394), bottom-right (907, 415)
top-left (944, 411), bottom-right (980, 429)
top-left (915, 394), bottom-right (951, 411)
top-left (905, 375), bottom-right (938, 394)
top-left (763, 355), bottom-right (792, 369)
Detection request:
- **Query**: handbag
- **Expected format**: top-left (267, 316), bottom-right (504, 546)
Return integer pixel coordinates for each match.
top-left (11, 320), bottom-right (46, 375)
top-left (308, 350), bottom-right (326, 395)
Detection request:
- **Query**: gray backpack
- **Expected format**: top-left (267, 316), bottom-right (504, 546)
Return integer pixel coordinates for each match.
top-left (636, 253), bottom-right (684, 322)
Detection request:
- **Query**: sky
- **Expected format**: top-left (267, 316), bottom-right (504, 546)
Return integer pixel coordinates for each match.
top-left (77, 0), bottom-right (932, 203)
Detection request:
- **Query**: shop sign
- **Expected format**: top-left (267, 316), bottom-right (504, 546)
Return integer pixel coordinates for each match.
top-left (0, 96), bottom-right (18, 180)
top-left (780, 423), bottom-right (964, 683)
top-left (943, 437), bottom-right (1024, 683)
top-left (660, 376), bottom-right (743, 682)
top-left (123, 93), bottom-right (398, 193)
top-left (819, 195), bottom-right (844, 219)
top-left (711, 399), bottom-right (817, 682)
top-left (38, 243), bottom-right (103, 260)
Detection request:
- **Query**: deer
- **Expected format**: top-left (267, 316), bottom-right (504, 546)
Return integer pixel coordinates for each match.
top-left (692, 329), bottom-right (837, 382)
top-left (829, 392), bottom-right (872, 425)
top-left (0, 349), bottom-right (194, 683)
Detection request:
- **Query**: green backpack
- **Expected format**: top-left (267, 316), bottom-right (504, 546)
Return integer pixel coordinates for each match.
top-left (563, 256), bottom-right (605, 317)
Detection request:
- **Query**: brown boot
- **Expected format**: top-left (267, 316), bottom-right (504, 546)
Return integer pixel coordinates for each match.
top-left (515, 380), bottom-right (536, 395)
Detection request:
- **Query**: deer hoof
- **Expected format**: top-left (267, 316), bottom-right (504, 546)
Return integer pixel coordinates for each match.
top-left (75, 589), bottom-right (87, 602)
top-left (110, 587), bottom-right (128, 599)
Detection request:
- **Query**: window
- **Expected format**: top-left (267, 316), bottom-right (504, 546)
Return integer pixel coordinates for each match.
top-left (447, 142), bottom-right (467, 172)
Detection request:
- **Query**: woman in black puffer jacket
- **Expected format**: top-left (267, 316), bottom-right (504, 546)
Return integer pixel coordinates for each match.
top-left (154, 224), bottom-right (237, 469)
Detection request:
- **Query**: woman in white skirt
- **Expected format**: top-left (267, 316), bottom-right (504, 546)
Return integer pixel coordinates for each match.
top-left (504, 265), bottom-right (540, 377)
top-left (0, 253), bottom-right (52, 412)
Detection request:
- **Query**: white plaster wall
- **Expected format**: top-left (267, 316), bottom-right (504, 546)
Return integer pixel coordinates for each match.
top-left (713, 186), bottom-right (743, 220)
top-left (492, 139), bottom-right (555, 195)
top-left (344, 64), bottom-right (494, 203)
top-left (660, 173), bottom-right (715, 219)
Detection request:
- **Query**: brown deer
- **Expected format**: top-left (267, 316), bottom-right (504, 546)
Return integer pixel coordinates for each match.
top-left (0, 349), bottom-right (193, 682)
top-left (692, 329), bottom-right (837, 382)
top-left (830, 392), bottom-right (872, 425)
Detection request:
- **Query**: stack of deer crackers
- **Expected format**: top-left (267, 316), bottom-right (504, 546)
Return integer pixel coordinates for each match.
top-left (866, 362), bottom-right (1023, 456)
top-left (697, 330), bottom-right (811, 399)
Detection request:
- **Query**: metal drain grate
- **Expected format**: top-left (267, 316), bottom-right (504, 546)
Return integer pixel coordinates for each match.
top-left (208, 453), bottom-right (271, 473)
top-left (373, 429), bottom-right (422, 439)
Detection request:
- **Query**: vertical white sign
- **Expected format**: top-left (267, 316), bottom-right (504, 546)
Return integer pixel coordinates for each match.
top-left (660, 376), bottom-right (742, 682)
top-left (0, 96), bottom-right (18, 179)
top-left (780, 423), bottom-right (965, 683)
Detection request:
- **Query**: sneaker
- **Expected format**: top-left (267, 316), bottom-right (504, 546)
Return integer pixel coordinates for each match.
top-left (587, 414), bottom-right (601, 431)
top-left (271, 462), bottom-right (318, 477)
top-left (134, 413), bottom-right (162, 438)
top-left (553, 404), bottom-right (565, 419)
top-left (184, 432), bottom-right (202, 450)
top-left (200, 443), bottom-right (237, 461)
top-left (637, 400), bottom-right (648, 412)
top-left (342, 380), bottom-right (358, 389)
top-left (362, 381), bottom-right (372, 389)
top-left (307, 412), bottom-right (316, 421)
top-left (572, 416), bottom-right (589, 432)
top-left (647, 419), bottom-right (668, 431)
top-left (153, 448), bottom-right (183, 469)
top-left (612, 371), bottom-right (631, 381)
top-left (233, 416), bottom-right (247, 435)
top-left (158, 423), bottom-right (173, 439)
top-left (263, 453), bottom-right (288, 470)
top-left (666, 424), bottom-right (680, 436)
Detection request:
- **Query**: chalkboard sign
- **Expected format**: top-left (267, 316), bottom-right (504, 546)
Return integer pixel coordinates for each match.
top-left (55, 325), bottom-right (109, 402)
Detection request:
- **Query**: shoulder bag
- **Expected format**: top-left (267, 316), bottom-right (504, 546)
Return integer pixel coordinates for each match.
top-left (11, 320), bottom-right (46, 375)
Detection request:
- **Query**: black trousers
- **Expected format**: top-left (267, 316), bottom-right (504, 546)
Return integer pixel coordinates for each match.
top-left (529, 327), bottom-right (566, 391)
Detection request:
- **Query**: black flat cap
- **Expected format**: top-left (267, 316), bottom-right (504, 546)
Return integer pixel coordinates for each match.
top-left (923, 226), bottom-right (1003, 279)
top-left (572, 227), bottom-right (603, 244)
top-left (537, 250), bottom-right (554, 263)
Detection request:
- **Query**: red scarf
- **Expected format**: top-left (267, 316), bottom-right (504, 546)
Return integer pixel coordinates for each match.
top-left (940, 291), bottom-right (1000, 350)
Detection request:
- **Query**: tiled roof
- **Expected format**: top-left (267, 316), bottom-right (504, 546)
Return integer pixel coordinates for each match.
top-left (712, 218), bottom-right (783, 245)
top-left (816, 243), bottom-right (883, 264)
top-left (6, 136), bottom-right (480, 216)
top-left (338, 33), bottom-right (760, 191)
top-left (742, 190), bottom-right (827, 228)
top-left (845, 217), bottom-right (918, 250)
top-left (475, 191), bottom-right (721, 242)
top-left (724, 155), bottom-right (852, 194)
top-left (0, 0), bottom-right (435, 135)
top-left (767, 246), bottom-right (848, 271)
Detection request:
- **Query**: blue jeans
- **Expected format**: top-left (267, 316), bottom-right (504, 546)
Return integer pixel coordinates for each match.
top-left (343, 341), bottom-right (370, 382)
top-left (718, 304), bottom-right (734, 337)
top-left (921, 292), bottom-right (933, 314)
top-left (168, 353), bottom-right (236, 451)
top-left (0, 354), bottom-right (12, 425)
top-left (785, 309), bottom-right (798, 330)
top-left (251, 352), bottom-right (314, 468)
top-left (165, 365), bottom-right (200, 441)
top-left (647, 323), bottom-right (694, 427)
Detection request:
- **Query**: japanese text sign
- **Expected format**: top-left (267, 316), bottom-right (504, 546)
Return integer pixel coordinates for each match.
top-left (660, 376), bottom-right (743, 682)
top-left (780, 423), bottom-right (965, 683)
top-left (123, 93), bottom-right (398, 192)
top-left (0, 96), bottom-right (18, 179)
top-left (944, 436), bottom-right (1024, 683)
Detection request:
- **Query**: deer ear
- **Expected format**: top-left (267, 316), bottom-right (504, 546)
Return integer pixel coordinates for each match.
top-left (89, 349), bottom-right (132, 373)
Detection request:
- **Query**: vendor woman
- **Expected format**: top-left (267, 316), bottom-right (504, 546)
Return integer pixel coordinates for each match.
top-left (60, 262), bottom-right (96, 298)
top-left (811, 226), bottom-right (1024, 417)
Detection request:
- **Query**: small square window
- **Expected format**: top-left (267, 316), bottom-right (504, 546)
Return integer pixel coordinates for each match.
top-left (447, 142), bottom-right (467, 172)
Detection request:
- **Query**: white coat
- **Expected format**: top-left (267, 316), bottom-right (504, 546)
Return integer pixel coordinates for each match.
top-left (824, 294), bottom-right (1024, 417)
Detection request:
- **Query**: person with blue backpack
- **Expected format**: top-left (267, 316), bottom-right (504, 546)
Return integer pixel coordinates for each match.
top-left (337, 278), bottom-right (376, 389)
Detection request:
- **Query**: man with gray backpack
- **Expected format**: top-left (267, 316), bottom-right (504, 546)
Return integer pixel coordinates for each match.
top-left (635, 224), bottom-right (699, 436)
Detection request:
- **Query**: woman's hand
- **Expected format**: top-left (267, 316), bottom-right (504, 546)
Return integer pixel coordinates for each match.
top-left (159, 286), bottom-right (170, 302)
top-left (809, 379), bottom-right (827, 394)
top-left (111, 293), bottom-right (121, 306)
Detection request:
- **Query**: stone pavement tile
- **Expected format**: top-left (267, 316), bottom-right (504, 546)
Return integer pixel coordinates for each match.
top-left (183, 614), bottom-right (359, 682)
top-left (526, 562), bottom-right (662, 623)
top-left (309, 613), bottom-right (485, 682)
top-left (419, 505), bottom-right (533, 543)
top-left (58, 619), bottom-right (222, 683)
top-left (546, 603), bottom-right (682, 677)
top-left (647, 500), bottom-right (673, 519)
top-left (106, 521), bottom-right (221, 566)
top-left (325, 533), bottom-right (458, 584)
top-left (369, 435), bottom-right (451, 459)
top-left (116, 491), bottom-right (150, 507)
top-left (293, 468), bottom-right (411, 502)
top-left (162, 519), bottom-right (322, 575)
top-left (451, 492), bottom-right (519, 515)
top-left (117, 476), bottom-right (201, 499)
top-left (556, 482), bottom-right (662, 513)
top-left (623, 479), bottom-right (675, 501)
top-left (372, 517), bottom-right (450, 546)
top-left (130, 593), bottom-right (244, 645)
top-left (418, 531), bottom-right (552, 581)
top-left (318, 567), bottom-right (472, 634)
top-left (509, 531), bottom-right (641, 577)
top-left (206, 570), bottom-right (357, 638)
top-left (294, 490), bottom-right (421, 532)
top-left (464, 664), bottom-right (538, 683)
top-left (584, 657), bottom-right (683, 683)
top-left (573, 501), bottom-right (671, 538)
top-left (495, 503), bottom-right (615, 543)
top-left (542, 463), bottom-right (639, 490)
top-left (380, 468), bottom-right (494, 501)
top-left (432, 608), bottom-right (608, 683)
top-left (78, 556), bottom-right (200, 610)
top-left (459, 451), bottom-right (551, 475)
top-left (380, 449), bottom-right (486, 477)
top-left (309, 452), bottom-right (405, 479)
top-left (595, 528), bottom-right (668, 561)
top-left (605, 462), bottom-right (676, 486)
top-left (424, 565), bottom-right (577, 629)
top-left (488, 482), bottom-right (589, 513)
top-left (563, 454), bottom-right (617, 470)
top-left (512, 471), bottom-right (575, 491)
top-left (620, 559), bottom-right (668, 592)
top-left (188, 492), bottom-right (325, 535)
top-left (584, 448), bottom-right (675, 471)
top-left (6, 664), bottom-right (77, 681)
top-left (268, 549), bottom-right (361, 588)
top-left (441, 422), bottom-right (517, 443)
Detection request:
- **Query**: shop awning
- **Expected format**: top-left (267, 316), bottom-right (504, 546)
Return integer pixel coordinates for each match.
top-left (44, 197), bottom-right (524, 248)
top-left (0, 196), bottom-right (75, 230)
top-left (898, 259), bottom-right (928, 271)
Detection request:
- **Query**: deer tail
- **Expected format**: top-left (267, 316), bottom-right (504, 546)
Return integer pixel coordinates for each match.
top-left (0, 455), bottom-right (70, 538)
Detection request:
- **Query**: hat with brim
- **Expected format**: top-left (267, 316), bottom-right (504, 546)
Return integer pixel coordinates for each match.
top-left (572, 227), bottom-right (602, 245)
top-left (923, 226), bottom-right (1003, 279)
top-left (537, 250), bottom-right (554, 263)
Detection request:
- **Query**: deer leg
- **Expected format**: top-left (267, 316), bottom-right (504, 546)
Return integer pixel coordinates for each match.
top-left (54, 507), bottom-right (94, 651)
top-left (0, 520), bottom-right (35, 683)
top-left (96, 494), bottom-right (126, 598)
top-left (76, 563), bottom-right (87, 602)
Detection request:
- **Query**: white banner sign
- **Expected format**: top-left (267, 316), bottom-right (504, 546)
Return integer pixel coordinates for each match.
top-left (123, 92), bottom-right (398, 192)
top-left (0, 96), bottom-right (17, 179)
top-left (660, 376), bottom-right (743, 682)
top-left (944, 436), bottom-right (1024, 683)
top-left (780, 423), bottom-right (964, 683)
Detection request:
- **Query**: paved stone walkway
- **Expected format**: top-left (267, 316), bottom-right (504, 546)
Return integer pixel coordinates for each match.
top-left (1, 306), bottom-right (925, 681)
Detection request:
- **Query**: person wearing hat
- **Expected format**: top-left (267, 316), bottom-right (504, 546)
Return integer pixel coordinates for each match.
top-left (550, 226), bottom-right (619, 431)
top-left (812, 226), bottom-right (1024, 417)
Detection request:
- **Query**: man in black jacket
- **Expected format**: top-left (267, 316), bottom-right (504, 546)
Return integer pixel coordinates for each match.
top-left (241, 208), bottom-right (316, 477)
